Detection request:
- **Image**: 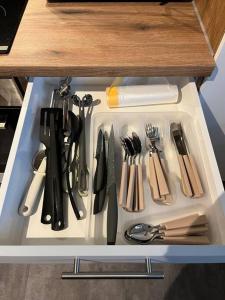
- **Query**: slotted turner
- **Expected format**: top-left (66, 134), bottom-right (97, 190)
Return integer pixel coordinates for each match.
top-left (40, 108), bottom-right (65, 231)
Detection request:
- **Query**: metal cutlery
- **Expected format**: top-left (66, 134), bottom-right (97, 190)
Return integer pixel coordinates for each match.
top-left (145, 123), bottom-right (171, 204)
top-left (125, 137), bottom-right (136, 211)
top-left (131, 132), bottom-right (144, 211)
top-left (170, 122), bottom-right (204, 198)
top-left (118, 137), bottom-right (129, 207)
top-left (119, 132), bottom-right (144, 212)
top-left (125, 214), bottom-right (209, 245)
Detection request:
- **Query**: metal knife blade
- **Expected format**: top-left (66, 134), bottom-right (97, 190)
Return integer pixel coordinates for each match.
top-left (170, 122), bottom-right (188, 155)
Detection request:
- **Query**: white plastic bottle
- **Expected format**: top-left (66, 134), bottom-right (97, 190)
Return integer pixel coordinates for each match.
top-left (106, 84), bottom-right (178, 108)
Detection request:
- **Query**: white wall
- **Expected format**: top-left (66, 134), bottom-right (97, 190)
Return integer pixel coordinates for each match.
top-left (200, 34), bottom-right (225, 180)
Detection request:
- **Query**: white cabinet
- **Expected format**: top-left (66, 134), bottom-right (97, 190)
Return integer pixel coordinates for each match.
top-left (0, 77), bottom-right (225, 265)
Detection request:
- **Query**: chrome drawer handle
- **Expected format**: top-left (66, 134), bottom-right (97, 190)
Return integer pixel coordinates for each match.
top-left (61, 257), bottom-right (164, 279)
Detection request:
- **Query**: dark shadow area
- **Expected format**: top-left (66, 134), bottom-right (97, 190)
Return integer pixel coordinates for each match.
top-left (200, 94), bottom-right (225, 181)
top-left (165, 264), bottom-right (225, 300)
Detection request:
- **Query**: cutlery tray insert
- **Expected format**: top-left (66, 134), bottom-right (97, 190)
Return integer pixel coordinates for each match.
top-left (88, 111), bottom-right (212, 244)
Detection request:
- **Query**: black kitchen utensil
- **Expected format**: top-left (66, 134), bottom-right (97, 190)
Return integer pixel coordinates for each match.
top-left (93, 186), bottom-right (107, 215)
top-left (72, 94), bottom-right (93, 107)
top-left (77, 97), bottom-right (89, 195)
top-left (93, 129), bottom-right (106, 193)
top-left (93, 129), bottom-right (107, 214)
top-left (65, 111), bottom-right (82, 219)
top-left (107, 125), bottom-right (118, 245)
top-left (40, 108), bottom-right (65, 231)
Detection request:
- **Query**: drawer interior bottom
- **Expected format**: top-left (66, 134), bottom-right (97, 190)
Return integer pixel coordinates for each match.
top-left (0, 77), bottom-right (224, 246)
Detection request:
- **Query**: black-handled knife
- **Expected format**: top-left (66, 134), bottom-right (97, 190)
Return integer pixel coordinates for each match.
top-left (106, 125), bottom-right (118, 245)
top-left (93, 129), bottom-right (106, 193)
top-left (93, 129), bottom-right (107, 214)
top-left (93, 185), bottom-right (107, 215)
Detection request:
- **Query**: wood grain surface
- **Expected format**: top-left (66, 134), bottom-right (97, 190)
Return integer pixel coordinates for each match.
top-left (0, 1), bottom-right (215, 77)
top-left (195, 0), bottom-right (225, 54)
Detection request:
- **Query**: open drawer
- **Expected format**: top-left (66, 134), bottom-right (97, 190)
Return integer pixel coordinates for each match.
top-left (0, 76), bottom-right (225, 265)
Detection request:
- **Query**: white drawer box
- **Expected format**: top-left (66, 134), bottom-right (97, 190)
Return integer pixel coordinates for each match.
top-left (0, 77), bottom-right (225, 264)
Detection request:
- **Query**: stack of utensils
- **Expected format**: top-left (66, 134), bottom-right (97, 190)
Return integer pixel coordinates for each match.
top-left (125, 213), bottom-right (210, 245)
top-left (145, 123), bottom-right (172, 205)
top-left (40, 77), bottom-right (84, 231)
top-left (119, 132), bottom-right (145, 212)
top-left (171, 122), bottom-right (204, 198)
top-left (18, 77), bottom-right (98, 231)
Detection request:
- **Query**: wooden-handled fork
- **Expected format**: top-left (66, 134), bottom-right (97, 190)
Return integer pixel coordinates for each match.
top-left (145, 124), bottom-right (171, 203)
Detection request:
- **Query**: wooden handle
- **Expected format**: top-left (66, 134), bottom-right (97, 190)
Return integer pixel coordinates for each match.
top-left (134, 165), bottom-right (139, 212)
top-left (177, 154), bottom-right (193, 197)
top-left (162, 225), bottom-right (208, 237)
top-left (161, 214), bottom-right (208, 230)
top-left (183, 155), bottom-right (200, 198)
top-left (119, 161), bottom-right (128, 207)
top-left (162, 235), bottom-right (210, 245)
top-left (152, 152), bottom-right (169, 196)
top-left (160, 158), bottom-right (172, 205)
top-left (126, 164), bottom-right (136, 211)
top-left (137, 163), bottom-right (144, 211)
top-left (189, 155), bottom-right (204, 197)
top-left (149, 156), bottom-right (160, 200)
top-left (161, 194), bottom-right (173, 205)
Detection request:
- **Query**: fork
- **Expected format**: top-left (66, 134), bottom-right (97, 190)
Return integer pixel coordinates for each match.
top-left (145, 124), bottom-right (170, 201)
top-left (118, 137), bottom-right (129, 207)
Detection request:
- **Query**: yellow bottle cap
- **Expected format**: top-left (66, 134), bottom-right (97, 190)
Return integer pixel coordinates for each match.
top-left (106, 86), bottom-right (119, 108)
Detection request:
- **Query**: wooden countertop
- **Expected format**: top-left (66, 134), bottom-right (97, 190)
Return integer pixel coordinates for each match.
top-left (0, 1), bottom-right (215, 77)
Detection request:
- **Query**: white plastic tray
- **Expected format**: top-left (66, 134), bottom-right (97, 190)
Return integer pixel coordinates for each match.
top-left (89, 111), bottom-right (211, 244)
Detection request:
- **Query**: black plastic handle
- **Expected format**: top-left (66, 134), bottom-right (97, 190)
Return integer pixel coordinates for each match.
top-left (41, 112), bottom-right (64, 231)
top-left (50, 115), bottom-right (64, 231)
top-left (66, 141), bottom-right (81, 220)
top-left (93, 153), bottom-right (105, 194)
top-left (78, 106), bottom-right (88, 193)
top-left (41, 148), bottom-right (52, 224)
top-left (93, 186), bottom-right (107, 215)
top-left (107, 183), bottom-right (118, 245)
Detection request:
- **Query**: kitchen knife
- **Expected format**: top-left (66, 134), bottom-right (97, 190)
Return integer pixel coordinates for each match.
top-left (107, 125), bottom-right (118, 245)
top-left (171, 123), bottom-right (203, 198)
top-left (93, 186), bottom-right (107, 215)
top-left (93, 129), bottom-right (105, 194)
top-left (93, 130), bottom-right (107, 214)
top-left (171, 123), bottom-right (193, 197)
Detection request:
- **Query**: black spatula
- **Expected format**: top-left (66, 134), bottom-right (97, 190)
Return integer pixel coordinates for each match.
top-left (40, 108), bottom-right (65, 231)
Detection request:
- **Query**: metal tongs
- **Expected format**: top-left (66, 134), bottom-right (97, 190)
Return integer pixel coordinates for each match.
top-left (124, 214), bottom-right (210, 245)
